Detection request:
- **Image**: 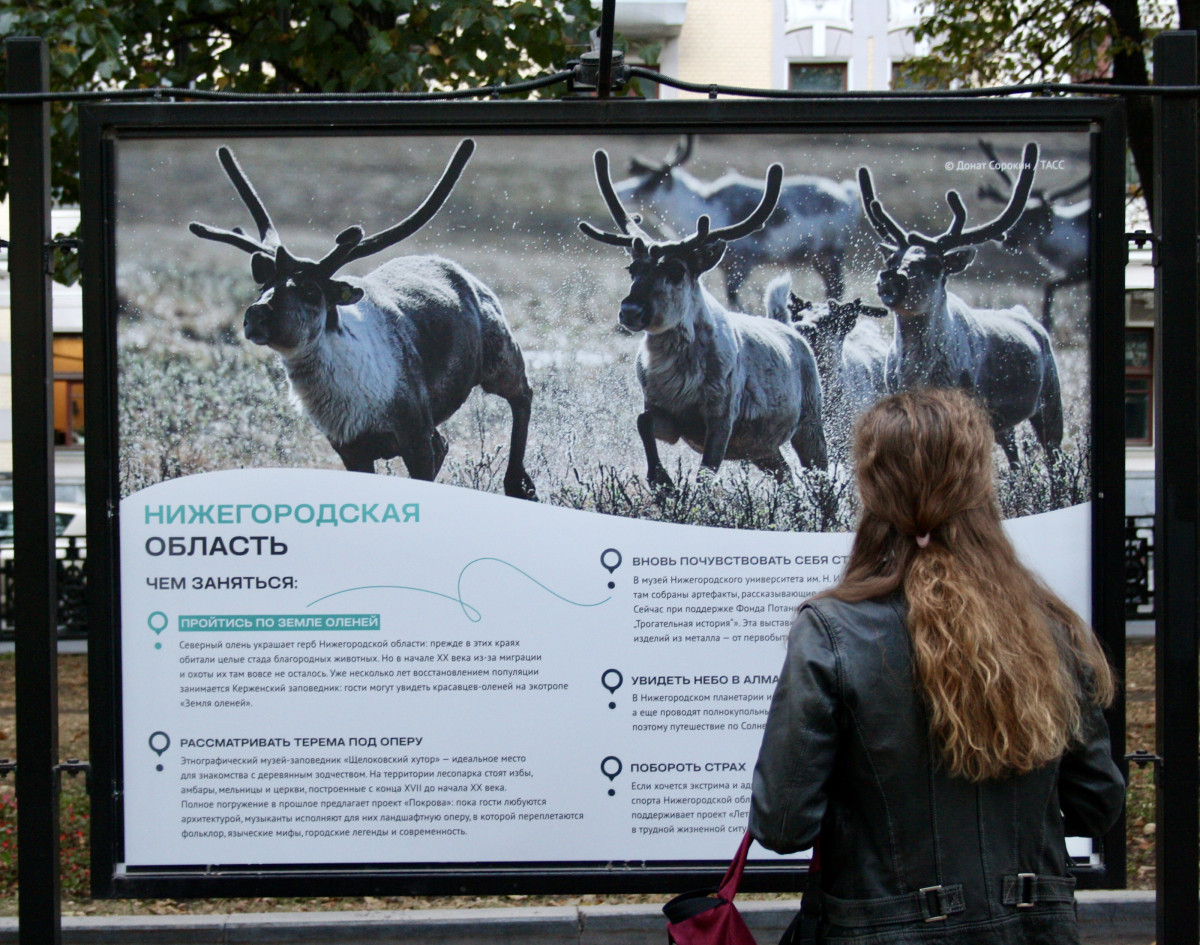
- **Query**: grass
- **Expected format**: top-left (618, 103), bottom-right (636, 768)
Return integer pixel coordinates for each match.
top-left (115, 305), bottom-right (1092, 529)
top-left (0, 640), bottom-right (1163, 915)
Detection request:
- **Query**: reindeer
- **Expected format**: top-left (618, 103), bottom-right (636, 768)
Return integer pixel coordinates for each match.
top-left (189, 140), bottom-right (537, 499)
top-left (858, 142), bottom-right (1064, 470)
top-left (977, 139), bottom-right (1089, 331)
top-left (766, 280), bottom-right (889, 461)
top-left (580, 150), bottom-right (827, 489)
top-left (615, 136), bottom-right (860, 306)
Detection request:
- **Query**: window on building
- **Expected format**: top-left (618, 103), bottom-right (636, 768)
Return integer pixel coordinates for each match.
top-left (1125, 325), bottom-right (1153, 446)
top-left (789, 63), bottom-right (847, 91)
top-left (890, 61), bottom-right (948, 90)
top-left (53, 334), bottom-right (84, 448)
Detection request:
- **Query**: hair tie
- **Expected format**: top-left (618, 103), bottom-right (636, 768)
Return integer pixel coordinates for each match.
top-left (916, 533), bottom-right (931, 548)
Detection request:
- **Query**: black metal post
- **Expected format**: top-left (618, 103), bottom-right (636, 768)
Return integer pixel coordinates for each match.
top-left (1152, 30), bottom-right (1199, 945)
top-left (1095, 103), bottom-right (1129, 889)
top-left (596, 0), bottom-right (616, 99)
top-left (7, 36), bottom-right (63, 944)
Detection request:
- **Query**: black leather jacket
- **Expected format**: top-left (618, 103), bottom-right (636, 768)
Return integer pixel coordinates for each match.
top-left (749, 596), bottom-right (1125, 945)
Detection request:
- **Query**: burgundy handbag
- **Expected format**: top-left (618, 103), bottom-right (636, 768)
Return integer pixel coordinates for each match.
top-left (663, 831), bottom-right (759, 945)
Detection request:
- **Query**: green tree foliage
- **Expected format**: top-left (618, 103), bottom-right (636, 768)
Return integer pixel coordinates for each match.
top-left (0, 0), bottom-right (597, 208)
top-left (905, 0), bottom-right (1189, 216)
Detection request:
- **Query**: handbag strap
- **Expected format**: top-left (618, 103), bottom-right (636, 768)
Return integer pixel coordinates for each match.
top-left (716, 830), bottom-right (754, 902)
top-left (795, 838), bottom-right (822, 943)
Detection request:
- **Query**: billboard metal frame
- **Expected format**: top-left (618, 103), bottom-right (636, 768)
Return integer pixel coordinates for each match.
top-left (79, 96), bottom-right (1128, 899)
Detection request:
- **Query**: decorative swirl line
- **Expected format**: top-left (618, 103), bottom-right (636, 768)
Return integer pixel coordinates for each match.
top-left (306, 556), bottom-right (610, 623)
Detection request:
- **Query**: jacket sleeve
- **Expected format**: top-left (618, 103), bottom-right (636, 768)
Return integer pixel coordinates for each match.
top-left (748, 604), bottom-right (840, 854)
top-left (1059, 699), bottom-right (1126, 838)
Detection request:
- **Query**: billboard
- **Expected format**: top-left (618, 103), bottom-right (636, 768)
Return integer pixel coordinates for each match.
top-left (80, 99), bottom-right (1126, 896)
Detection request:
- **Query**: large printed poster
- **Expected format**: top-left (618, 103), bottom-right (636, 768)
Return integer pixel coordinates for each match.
top-left (112, 125), bottom-right (1097, 874)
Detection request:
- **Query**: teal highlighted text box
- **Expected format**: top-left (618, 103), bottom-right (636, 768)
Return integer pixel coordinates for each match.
top-left (178, 614), bottom-right (381, 631)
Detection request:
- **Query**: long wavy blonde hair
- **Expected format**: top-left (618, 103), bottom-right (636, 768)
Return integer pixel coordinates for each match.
top-left (821, 388), bottom-right (1114, 781)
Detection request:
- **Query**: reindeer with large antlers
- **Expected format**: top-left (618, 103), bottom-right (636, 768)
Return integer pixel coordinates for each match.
top-left (977, 139), bottom-right (1089, 331)
top-left (857, 142), bottom-right (1064, 470)
top-left (190, 140), bottom-right (537, 499)
top-left (580, 150), bottom-right (827, 489)
top-left (615, 135), bottom-right (860, 306)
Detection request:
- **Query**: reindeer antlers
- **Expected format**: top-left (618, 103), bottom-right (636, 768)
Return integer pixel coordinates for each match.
top-left (1046, 175), bottom-right (1090, 204)
top-left (338, 139), bottom-right (475, 266)
top-left (858, 166), bottom-right (907, 250)
top-left (860, 142), bottom-right (1039, 253)
top-left (979, 138), bottom-right (1088, 206)
top-left (629, 134), bottom-right (694, 176)
top-left (580, 148), bottom-right (783, 254)
top-left (190, 139), bottom-right (476, 279)
top-left (579, 150), bottom-right (655, 247)
top-left (938, 142), bottom-right (1038, 249)
top-left (977, 138), bottom-right (1013, 188)
top-left (702, 164), bottom-right (782, 244)
top-left (188, 147), bottom-right (282, 255)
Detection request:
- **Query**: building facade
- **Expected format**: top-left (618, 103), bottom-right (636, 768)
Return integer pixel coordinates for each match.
top-left (619, 0), bottom-right (928, 94)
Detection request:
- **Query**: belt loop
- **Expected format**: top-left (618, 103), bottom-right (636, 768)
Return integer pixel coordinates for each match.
top-left (1016, 873), bottom-right (1037, 908)
top-left (919, 885), bottom-right (948, 922)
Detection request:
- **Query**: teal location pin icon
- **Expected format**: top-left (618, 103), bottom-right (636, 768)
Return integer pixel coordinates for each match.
top-left (149, 612), bottom-right (168, 649)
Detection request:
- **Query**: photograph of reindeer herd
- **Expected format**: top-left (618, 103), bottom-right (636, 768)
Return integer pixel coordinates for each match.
top-left (114, 128), bottom-right (1094, 531)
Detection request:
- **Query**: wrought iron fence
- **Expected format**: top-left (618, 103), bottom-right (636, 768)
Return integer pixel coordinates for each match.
top-left (0, 536), bottom-right (88, 640)
top-left (1125, 515), bottom-right (1155, 620)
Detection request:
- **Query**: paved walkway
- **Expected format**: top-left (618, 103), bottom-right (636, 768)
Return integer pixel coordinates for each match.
top-left (0, 892), bottom-right (1158, 944)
